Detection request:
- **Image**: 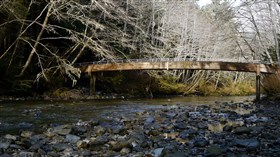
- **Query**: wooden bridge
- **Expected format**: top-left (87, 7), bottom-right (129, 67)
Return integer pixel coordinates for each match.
top-left (77, 58), bottom-right (280, 100)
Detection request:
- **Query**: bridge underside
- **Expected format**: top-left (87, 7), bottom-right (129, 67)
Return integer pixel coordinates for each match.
top-left (80, 61), bottom-right (277, 74)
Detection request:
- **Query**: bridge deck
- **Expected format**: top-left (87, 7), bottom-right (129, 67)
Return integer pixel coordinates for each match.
top-left (79, 60), bottom-right (278, 74)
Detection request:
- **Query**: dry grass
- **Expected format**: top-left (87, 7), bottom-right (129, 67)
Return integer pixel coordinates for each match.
top-left (52, 88), bottom-right (83, 99)
top-left (155, 78), bottom-right (187, 94)
top-left (195, 80), bottom-right (255, 96)
top-left (262, 73), bottom-right (280, 96)
top-left (218, 82), bottom-right (255, 96)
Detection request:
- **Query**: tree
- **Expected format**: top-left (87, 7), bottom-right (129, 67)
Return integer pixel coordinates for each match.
top-left (235, 0), bottom-right (280, 63)
top-left (0, 0), bottom-right (150, 86)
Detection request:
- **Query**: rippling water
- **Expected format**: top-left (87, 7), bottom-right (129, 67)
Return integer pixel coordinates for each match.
top-left (0, 96), bottom-right (254, 135)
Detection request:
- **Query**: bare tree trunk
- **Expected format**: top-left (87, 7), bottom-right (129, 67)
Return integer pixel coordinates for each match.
top-left (7, 0), bottom-right (33, 72)
top-left (19, 2), bottom-right (53, 76)
top-left (249, 10), bottom-right (273, 63)
top-left (268, 1), bottom-right (280, 63)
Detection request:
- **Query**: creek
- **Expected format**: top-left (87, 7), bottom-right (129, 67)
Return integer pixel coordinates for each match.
top-left (0, 96), bottom-right (254, 136)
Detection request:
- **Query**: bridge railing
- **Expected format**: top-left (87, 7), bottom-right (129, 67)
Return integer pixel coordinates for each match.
top-left (75, 58), bottom-right (264, 67)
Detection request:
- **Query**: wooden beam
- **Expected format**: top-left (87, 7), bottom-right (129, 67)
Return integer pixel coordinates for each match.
top-left (256, 65), bottom-right (261, 101)
top-left (89, 73), bottom-right (96, 95)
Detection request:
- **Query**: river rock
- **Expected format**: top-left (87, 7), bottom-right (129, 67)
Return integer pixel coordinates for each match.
top-left (37, 148), bottom-right (46, 155)
top-left (120, 147), bottom-right (131, 155)
top-left (174, 122), bottom-right (187, 130)
top-left (258, 117), bottom-right (270, 122)
top-left (4, 135), bottom-right (16, 141)
top-left (0, 141), bottom-right (10, 149)
top-left (179, 128), bottom-right (197, 139)
top-left (193, 138), bottom-right (208, 147)
top-left (52, 125), bottom-right (72, 135)
top-left (197, 121), bottom-right (208, 129)
top-left (0, 154), bottom-right (12, 157)
top-left (235, 139), bottom-right (260, 148)
top-left (161, 150), bottom-right (185, 157)
top-left (72, 126), bottom-right (87, 135)
top-left (112, 139), bottom-right (133, 151)
top-left (233, 127), bottom-right (251, 134)
top-left (111, 125), bottom-right (126, 135)
top-left (18, 122), bottom-right (33, 129)
top-left (167, 113), bottom-right (178, 118)
top-left (47, 152), bottom-right (60, 157)
top-left (188, 112), bottom-right (202, 118)
top-left (66, 134), bottom-right (80, 143)
top-left (145, 117), bottom-right (155, 124)
top-left (206, 145), bottom-right (224, 157)
top-left (76, 140), bottom-right (89, 149)
top-left (147, 129), bottom-right (160, 136)
top-left (153, 148), bottom-right (164, 157)
top-left (44, 128), bottom-right (56, 137)
top-left (52, 143), bottom-right (71, 152)
top-left (93, 126), bottom-right (106, 136)
top-left (245, 115), bottom-right (258, 123)
top-left (29, 134), bottom-right (46, 145)
top-left (250, 126), bottom-right (263, 135)
top-left (29, 144), bottom-right (42, 151)
top-left (9, 144), bottom-right (24, 149)
top-left (19, 151), bottom-right (34, 157)
top-left (21, 131), bottom-right (34, 138)
top-left (62, 148), bottom-right (74, 157)
top-left (79, 150), bottom-right (91, 156)
top-left (90, 135), bottom-right (108, 145)
top-left (132, 152), bottom-right (144, 157)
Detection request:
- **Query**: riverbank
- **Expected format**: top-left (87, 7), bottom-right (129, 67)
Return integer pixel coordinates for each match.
top-left (1, 99), bottom-right (280, 156)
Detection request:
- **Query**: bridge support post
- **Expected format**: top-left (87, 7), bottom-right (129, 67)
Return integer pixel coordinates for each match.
top-left (89, 73), bottom-right (96, 95)
top-left (256, 65), bottom-right (261, 101)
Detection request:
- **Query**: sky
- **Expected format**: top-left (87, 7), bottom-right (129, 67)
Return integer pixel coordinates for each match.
top-left (197, 0), bottom-right (212, 7)
top-left (198, 0), bottom-right (242, 7)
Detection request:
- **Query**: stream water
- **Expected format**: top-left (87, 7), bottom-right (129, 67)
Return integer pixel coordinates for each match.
top-left (0, 96), bottom-right (254, 135)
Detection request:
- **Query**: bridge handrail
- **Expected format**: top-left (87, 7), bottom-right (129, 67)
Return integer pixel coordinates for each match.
top-left (75, 58), bottom-right (266, 67)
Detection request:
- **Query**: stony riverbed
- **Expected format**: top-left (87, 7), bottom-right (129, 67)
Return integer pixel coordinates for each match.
top-left (1, 100), bottom-right (280, 157)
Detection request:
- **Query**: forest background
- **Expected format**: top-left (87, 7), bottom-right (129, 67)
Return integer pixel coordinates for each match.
top-left (1, 0), bottom-right (280, 98)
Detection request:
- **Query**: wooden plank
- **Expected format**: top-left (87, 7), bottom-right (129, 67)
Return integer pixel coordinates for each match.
top-left (80, 61), bottom-right (279, 74)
